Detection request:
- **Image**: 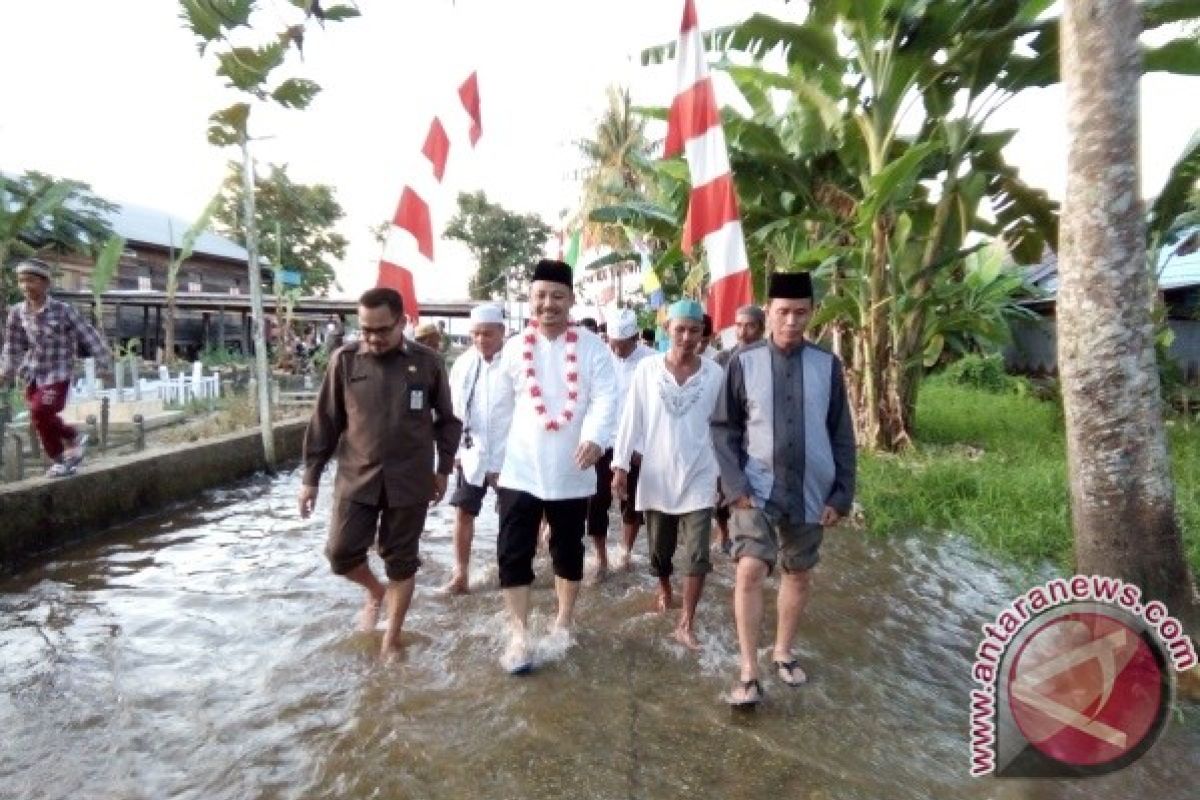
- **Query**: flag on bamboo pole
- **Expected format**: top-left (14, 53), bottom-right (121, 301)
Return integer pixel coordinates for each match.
top-left (377, 71), bottom-right (484, 323)
top-left (664, 0), bottom-right (752, 333)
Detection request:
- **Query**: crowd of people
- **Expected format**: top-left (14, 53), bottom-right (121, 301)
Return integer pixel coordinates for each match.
top-left (299, 258), bottom-right (856, 707)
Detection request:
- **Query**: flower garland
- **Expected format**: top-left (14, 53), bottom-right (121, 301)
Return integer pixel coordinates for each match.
top-left (522, 321), bottom-right (579, 431)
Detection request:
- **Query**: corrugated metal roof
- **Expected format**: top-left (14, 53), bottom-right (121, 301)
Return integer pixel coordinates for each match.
top-left (1023, 229), bottom-right (1200, 298)
top-left (104, 200), bottom-right (249, 263)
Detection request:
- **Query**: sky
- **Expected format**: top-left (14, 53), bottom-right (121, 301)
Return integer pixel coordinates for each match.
top-left (3, 0), bottom-right (1199, 301)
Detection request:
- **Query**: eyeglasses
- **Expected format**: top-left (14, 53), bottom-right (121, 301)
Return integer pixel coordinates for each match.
top-left (360, 318), bottom-right (400, 337)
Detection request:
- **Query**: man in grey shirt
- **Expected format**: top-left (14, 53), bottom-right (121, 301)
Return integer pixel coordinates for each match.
top-left (711, 271), bottom-right (856, 706)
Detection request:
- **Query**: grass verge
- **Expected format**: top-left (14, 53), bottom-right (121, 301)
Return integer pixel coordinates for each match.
top-left (858, 377), bottom-right (1200, 576)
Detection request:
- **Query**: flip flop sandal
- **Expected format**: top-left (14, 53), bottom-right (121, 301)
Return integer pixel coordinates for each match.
top-left (773, 659), bottom-right (807, 687)
top-left (728, 678), bottom-right (763, 708)
top-left (507, 659), bottom-right (534, 676)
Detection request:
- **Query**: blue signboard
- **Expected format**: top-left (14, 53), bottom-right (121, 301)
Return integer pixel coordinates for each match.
top-left (279, 269), bottom-right (302, 287)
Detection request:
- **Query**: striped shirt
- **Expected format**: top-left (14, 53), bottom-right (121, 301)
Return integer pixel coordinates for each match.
top-left (1, 298), bottom-right (110, 386)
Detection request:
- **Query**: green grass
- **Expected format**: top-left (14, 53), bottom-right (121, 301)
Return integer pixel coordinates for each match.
top-left (859, 377), bottom-right (1200, 575)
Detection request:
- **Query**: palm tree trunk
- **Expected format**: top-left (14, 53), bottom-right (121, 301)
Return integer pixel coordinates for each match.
top-left (164, 278), bottom-right (177, 365)
top-left (1058, 0), bottom-right (1195, 610)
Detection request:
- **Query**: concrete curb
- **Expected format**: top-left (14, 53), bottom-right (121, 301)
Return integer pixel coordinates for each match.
top-left (0, 419), bottom-right (308, 574)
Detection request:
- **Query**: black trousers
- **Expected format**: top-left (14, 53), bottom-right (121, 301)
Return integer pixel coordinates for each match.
top-left (497, 489), bottom-right (588, 587)
top-left (588, 450), bottom-right (642, 537)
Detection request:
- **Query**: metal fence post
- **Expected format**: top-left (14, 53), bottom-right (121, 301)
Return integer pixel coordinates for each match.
top-left (132, 414), bottom-right (145, 452)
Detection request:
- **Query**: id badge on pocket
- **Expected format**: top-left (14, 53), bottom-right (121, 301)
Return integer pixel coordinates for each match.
top-left (408, 387), bottom-right (426, 411)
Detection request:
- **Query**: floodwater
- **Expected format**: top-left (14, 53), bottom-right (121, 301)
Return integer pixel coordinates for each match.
top-left (1, 468), bottom-right (1197, 800)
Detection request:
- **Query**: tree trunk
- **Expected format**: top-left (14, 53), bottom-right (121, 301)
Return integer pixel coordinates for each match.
top-left (242, 136), bottom-right (276, 469)
top-left (1058, 0), bottom-right (1196, 610)
top-left (164, 279), bottom-right (177, 365)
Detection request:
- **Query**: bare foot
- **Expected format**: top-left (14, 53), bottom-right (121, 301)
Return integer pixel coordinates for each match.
top-left (586, 562), bottom-right (609, 586)
top-left (380, 632), bottom-right (407, 660)
top-left (616, 548), bottom-right (632, 571)
top-left (440, 574), bottom-right (470, 595)
top-left (655, 591), bottom-right (675, 614)
top-left (357, 596), bottom-right (383, 632)
top-left (673, 626), bottom-right (701, 651)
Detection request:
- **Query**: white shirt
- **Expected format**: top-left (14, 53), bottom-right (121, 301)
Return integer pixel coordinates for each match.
top-left (612, 354), bottom-right (724, 513)
top-left (611, 342), bottom-right (656, 421)
top-left (703, 345), bottom-right (720, 361)
top-left (449, 347), bottom-right (505, 486)
top-left (490, 326), bottom-right (620, 500)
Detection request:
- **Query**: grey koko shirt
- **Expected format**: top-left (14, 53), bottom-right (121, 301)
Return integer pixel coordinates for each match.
top-left (711, 337), bottom-right (856, 524)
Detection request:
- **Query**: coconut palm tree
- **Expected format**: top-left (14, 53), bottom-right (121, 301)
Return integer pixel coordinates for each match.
top-left (575, 85), bottom-right (655, 251)
top-left (1057, 0), bottom-right (1196, 611)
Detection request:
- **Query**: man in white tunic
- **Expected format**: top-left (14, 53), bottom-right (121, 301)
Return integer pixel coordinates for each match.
top-left (612, 300), bottom-right (724, 650)
top-left (588, 307), bottom-right (656, 576)
top-left (441, 303), bottom-right (508, 595)
top-left (489, 260), bottom-right (620, 673)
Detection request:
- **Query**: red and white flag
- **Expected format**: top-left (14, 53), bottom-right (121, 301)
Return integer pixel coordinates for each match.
top-left (665, 0), bottom-right (752, 333)
top-left (377, 72), bottom-right (483, 323)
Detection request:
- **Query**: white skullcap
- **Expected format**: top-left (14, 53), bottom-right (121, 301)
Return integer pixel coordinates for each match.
top-left (469, 304), bottom-right (504, 325)
top-left (605, 308), bottom-right (639, 341)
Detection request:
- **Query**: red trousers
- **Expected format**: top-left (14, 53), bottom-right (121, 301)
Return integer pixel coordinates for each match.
top-left (25, 381), bottom-right (76, 461)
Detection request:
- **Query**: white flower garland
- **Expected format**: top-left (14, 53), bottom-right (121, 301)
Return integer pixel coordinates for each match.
top-left (522, 321), bottom-right (580, 432)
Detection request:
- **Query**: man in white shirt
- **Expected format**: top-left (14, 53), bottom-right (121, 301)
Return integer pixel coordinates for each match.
top-left (442, 303), bottom-right (508, 595)
top-left (587, 307), bottom-right (656, 577)
top-left (488, 260), bottom-right (620, 673)
top-left (612, 300), bottom-right (724, 650)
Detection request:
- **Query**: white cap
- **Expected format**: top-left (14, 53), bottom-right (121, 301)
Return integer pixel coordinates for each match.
top-left (605, 308), bottom-right (639, 340)
top-left (469, 304), bottom-right (504, 325)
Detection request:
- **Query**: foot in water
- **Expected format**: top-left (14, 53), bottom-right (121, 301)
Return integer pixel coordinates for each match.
top-left (440, 574), bottom-right (470, 595)
top-left (586, 562), bottom-right (608, 586)
top-left (616, 548), bottom-right (633, 571)
top-left (673, 625), bottom-right (701, 652)
top-left (502, 635), bottom-right (533, 675)
top-left (727, 677), bottom-right (763, 707)
top-left (654, 590), bottom-right (677, 613)
top-left (357, 595), bottom-right (383, 632)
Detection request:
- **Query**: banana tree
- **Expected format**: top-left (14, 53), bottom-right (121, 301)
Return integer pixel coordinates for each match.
top-left (641, 0), bottom-right (1200, 450)
top-left (90, 235), bottom-right (126, 330)
top-left (163, 195), bottom-right (222, 363)
top-left (0, 172), bottom-right (115, 304)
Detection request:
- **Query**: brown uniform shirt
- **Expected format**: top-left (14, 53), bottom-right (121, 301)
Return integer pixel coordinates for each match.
top-left (303, 339), bottom-right (462, 506)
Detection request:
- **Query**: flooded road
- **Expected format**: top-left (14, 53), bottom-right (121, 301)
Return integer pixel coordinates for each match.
top-left (2, 468), bottom-right (1197, 799)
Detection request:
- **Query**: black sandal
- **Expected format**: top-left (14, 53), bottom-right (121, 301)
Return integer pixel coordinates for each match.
top-left (728, 678), bottom-right (763, 707)
top-left (773, 659), bottom-right (807, 687)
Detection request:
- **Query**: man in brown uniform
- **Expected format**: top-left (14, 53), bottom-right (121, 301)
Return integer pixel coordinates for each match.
top-left (299, 288), bottom-right (461, 656)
